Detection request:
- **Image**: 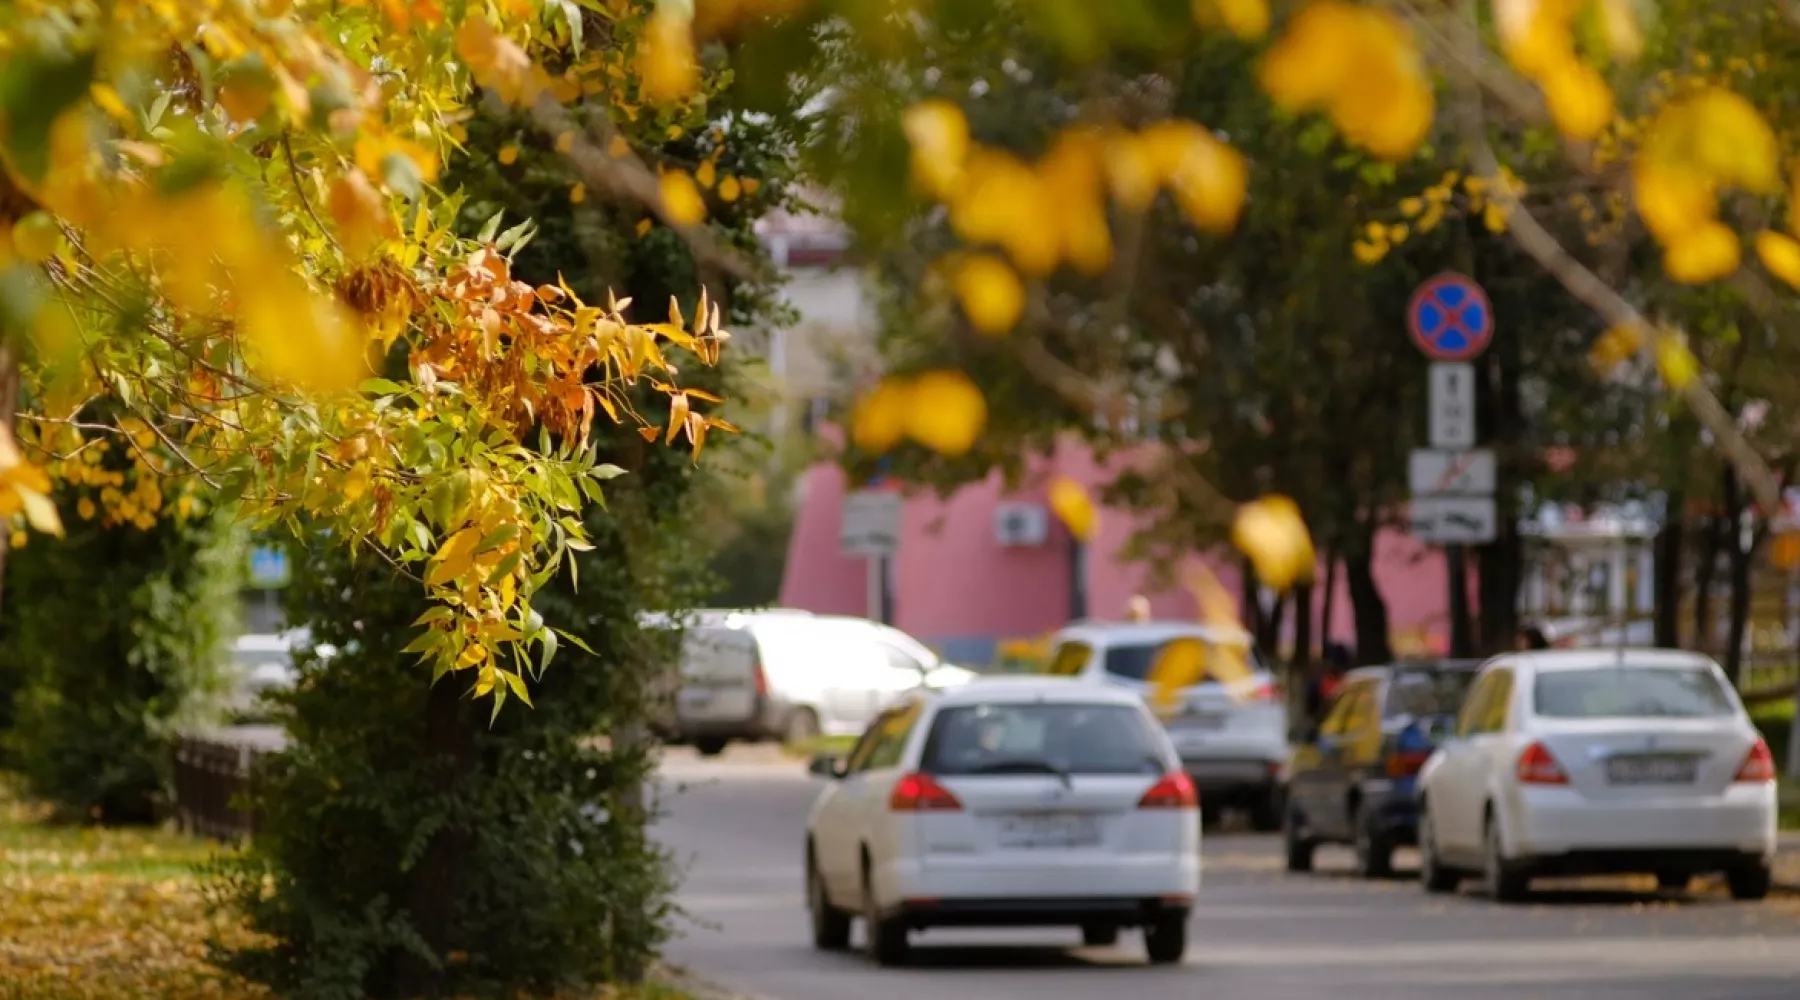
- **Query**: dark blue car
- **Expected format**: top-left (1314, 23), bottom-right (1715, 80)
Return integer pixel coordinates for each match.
top-left (1283, 659), bottom-right (1481, 877)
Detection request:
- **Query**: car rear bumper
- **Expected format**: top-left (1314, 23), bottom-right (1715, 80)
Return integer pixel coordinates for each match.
top-left (1514, 847), bottom-right (1768, 878)
top-left (1181, 758), bottom-right (1285, 798)
top-left (885, 895), bottom-right (1193, 929)
top-left (675, 695), bottom-right (783, 742)
top-left (884, 852), bottom-right (1200, 906)
top-left (1508, 784), bottom-right (1777, 860)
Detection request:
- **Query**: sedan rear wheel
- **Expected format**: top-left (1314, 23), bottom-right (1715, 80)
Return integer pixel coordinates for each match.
top-left (807, 851), bottom-right (851, 951)
top-left (1352, 802), bottom-right (1393, 879)
top-left (1143, 913), bottom-right (1188, 966)
top-left (1417, 803), bottom-right (1460, 894)
top-left (1483, 814), bottom-right (1529, 903)
top-left (1283, 805), bottom-right (1315, 873)
top-left (862, 864), bottom-right (910, 966)
top-left (1728, 862), bottom-right (1773, 901)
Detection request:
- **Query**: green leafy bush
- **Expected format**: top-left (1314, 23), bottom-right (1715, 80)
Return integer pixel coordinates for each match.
top-left (0, 486), bottom-right (242, 824)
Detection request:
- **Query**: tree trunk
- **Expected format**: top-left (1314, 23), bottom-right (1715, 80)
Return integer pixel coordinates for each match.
top-left (1240, 556), bottom-right (1262, 636)
top-left (1474, 300), bottom-right (1522, 654)
top-left (1291, 583), bottom-right (1315, 671)
top-left (1693, 498), bottom-right (1722, 656)
top-left (1653, 493), bottom-right (1685, 648)
top-left (1722, 468), bottom-right (1752, 687)
top-left (391, 677), bottom-right (475, 999)
top-left (1344, 545), bottom-right (1391, 666)
top-left (1318, 550), bottom-right (1338, 652)
top-left (1448, 545), bottom-right (1473, 657)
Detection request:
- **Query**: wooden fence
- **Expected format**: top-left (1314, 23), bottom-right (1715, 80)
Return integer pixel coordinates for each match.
top-left (171, 727), bottom-right (288, 842)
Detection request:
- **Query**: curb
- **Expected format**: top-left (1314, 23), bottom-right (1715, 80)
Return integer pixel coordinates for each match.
top-left (656, 963), bottom-right (783, 1000)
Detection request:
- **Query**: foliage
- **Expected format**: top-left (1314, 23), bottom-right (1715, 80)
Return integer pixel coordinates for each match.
top-left (0, 452), bottom-right (242, 824)
top-left (0, 0), bottom-right (745, 708)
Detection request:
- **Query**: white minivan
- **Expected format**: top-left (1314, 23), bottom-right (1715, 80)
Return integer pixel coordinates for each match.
top-left (671, 610), bottom-right (976, 755)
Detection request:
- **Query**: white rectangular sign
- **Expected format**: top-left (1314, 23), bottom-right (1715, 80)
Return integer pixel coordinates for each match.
top-left (1409, 448), bottom-right (1496, 495)
top-left (1409, 495), bottom-right (1498, 544)
top-left (1428, 362), bottom-right (1476, 449)
top-left (841, 490), bottom-right (902, 557)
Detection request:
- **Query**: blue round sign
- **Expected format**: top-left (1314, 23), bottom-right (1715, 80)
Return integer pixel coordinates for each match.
top-left (1407, 272), bottom-right (1494, 361)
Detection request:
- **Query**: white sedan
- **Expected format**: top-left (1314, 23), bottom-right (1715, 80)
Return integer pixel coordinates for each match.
top-left (803, 677), bottom-right (1201, 966)
top-left (1416, 649), bottom-right (1777, 902)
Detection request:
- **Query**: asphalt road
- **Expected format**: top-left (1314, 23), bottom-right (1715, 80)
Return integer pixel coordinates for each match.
top-left (654, 747), bottom-right (1800, 1000)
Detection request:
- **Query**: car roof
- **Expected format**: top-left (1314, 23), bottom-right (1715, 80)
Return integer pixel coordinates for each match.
top-left (1053, 620), bottom-right (1253, 646)
top-left (1492, 648), bottom-right (1721, 673)
top-left (930, 675), bottom-right (1147, 709)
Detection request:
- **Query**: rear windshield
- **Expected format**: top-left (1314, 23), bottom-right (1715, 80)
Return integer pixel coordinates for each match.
top-left (1532, 666), bottom-right (1737, 719)
top-left (920, 703), bottom-right (1170, 776)
top-left (1385, 669), bottom-right (1478, 719)
top-left (1102, 640), bottom-right (1264, 683)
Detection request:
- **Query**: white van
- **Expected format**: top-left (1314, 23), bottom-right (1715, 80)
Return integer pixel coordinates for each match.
top-left (672, 610), bottom-right (975, 755)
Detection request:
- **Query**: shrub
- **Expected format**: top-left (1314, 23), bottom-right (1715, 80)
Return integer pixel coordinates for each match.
top-left (0, 473), bottom-right (242, 824)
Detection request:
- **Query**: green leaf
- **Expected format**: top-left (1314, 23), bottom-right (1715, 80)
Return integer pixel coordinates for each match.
top-left (488, 548), bottom-right (524, 583)
top-left (496, 218), bottom-right (534, 253)
top-left (503, 668), bottom-right (535, 707)
top-left (382, 152), bottom-right (423, 200)
top-left (538, 628), bottom-right (559, 674)
top-left (402, 629), bottom-right (441, 655)
top-left (478, 209), bottom-right (505, 243)
top-left (0, 47), bottom-right (98, 182)
top-left (361, 377), bottom-right (409, 396)
top-left (489, 686), bottom-right (508, 725)
top-left (412, 606), bottom-right (455, 626)
top-left (592, 463), bottom-right (626, 480)
top-left (560, 629), bottom-right (596, 656)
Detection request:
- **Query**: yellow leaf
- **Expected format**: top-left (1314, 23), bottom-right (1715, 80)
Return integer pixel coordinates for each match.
top-left (472, 661), bottom-right (496, 693)
top-left (240, 264), bottom-right (369, 394)
top-left (1170, 131), bottom-right (1248, 233)
top-left (19, 488), bottom-right (62, 536)
top-left (1770, 532), bottom-right (1800, 572)
top-left (1494, 0), bottom-right (1574, 79)
top-left (660, 169), bottom-right (706, 224)
top-left (1756, 230), bottom-right (1800, 289)
top-left (1048, 477), bottom-right (1097, 542)
top-left (952, 254), bottom-right (1025, 335)
top-left (695, 159), bottom-right (717, 189)
top-left (718, 175), bottom-right (742, 202)
top-left (11, 212), bottom-right (61, 263)
top-left (1206, 0), bottom-right (1270, 39)
top-left (428, 526), bottom-right (482, 587)
top-left (343, 463), bottom-right (372, 502)
top-left (1600, 0), bottom-right (1643, 60)
top-left (1633, 163), bottom-right (1715, 243)
top-left (1259, 1), bottom-right (1359, 111)
top-left (1263, 2), bottom-right (1434, 161)
top-left (570, 182), bottom-right (587, 204)
top-left (1644, 88), bottom-right (1780, 196)
top-left (555, 131), bottom-right (575, 153)
top-left (851, 378), bottom-right (909, 455)
top-left (1588, 323), bottom-right (1645, 374)
top-left (499, 144), bottom-right (519, 165)
top-left (1103, 133), bottom-right (1159, 212)
top-left (1653, 333), bottom-right (1699, 390)
top-left (641, 5), bottom-right (700, 105)
top-left (1663, 219), bottom-right (1739, 284)
top-left (326, 170), bottom-right (394, 259)
top-left (1541, 57), bottom-right (1614, 140)
top-left (902, 370), bottom-right (986, 457)
top-left (1231, 495), bottom-right (1315, 592)
top-left (1146, 637), bottom-right (1206, 713)
top-left (1351, 238), bottom-right (1388, 264)
top-left (901, 100), bottom-right (970, 200)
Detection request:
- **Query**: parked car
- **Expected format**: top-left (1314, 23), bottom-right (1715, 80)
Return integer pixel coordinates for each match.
top-left (225, 629), bottom-right (332, 718)
top-left (672, 609), bottom-right (976, 756)
top-left (1414, 649), bottom-right (1778, 902)
top-left (1284, 658), bottom-right (1481, 877)
top-left (1043, 620), bottom-right (1288, 830)
top-left (802, 676), bottom-right (1200, 967)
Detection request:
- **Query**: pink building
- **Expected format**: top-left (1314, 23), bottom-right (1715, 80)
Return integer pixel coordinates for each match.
top-left (777, 438), bottom-right (1458, 666)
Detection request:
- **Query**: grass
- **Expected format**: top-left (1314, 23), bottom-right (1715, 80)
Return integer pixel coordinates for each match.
top-left (782, 734), bottom-right (857, 760)
top-left (0, 775), bottom-right (701, 1000)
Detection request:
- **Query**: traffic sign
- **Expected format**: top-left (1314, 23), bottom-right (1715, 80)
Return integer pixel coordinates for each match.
top-left (1409, 449), bottom-right (1496, 495)
top-left (841, 489), bottom-right (902, 557)
top-left (1428, 362), bottom-right (1476, 448)
top-left (1408, 272), bottom-right (1494, 361)
top-left (1409, 496), bottom-right (1498, 544)
top-left (248, 546), bottom-right (291, 590)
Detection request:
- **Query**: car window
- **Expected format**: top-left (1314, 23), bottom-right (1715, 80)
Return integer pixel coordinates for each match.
top-left (1318, 684), bottom-right (1365, 737)
top-left (1339, 681), bottom-right (1378, 735)
top-left (1476, 670), bottom-right (1515, 733)
top-left (878, 641), bottom-right (927, 675)
top-left (862, 701), bottom-right (924, 770)
top-left (1045, 641), bottom-right (1092, 677)
top-left (1100, 639), bottom-right (1266, 683)
top-left (1385, 669), bottom-right (1479, 719)
top-left (1533, 665), bottom-right (1736, 719)
top-left (919, 702), bottom-right (1170, 776)
top-left (1455, 672), bottom-right (1497, 738)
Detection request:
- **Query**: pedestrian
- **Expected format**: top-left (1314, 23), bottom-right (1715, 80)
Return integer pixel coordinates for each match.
top-left (1516, 624), bottom-right (1550, 650)
top-left (1125, 594), bottom-right (1152, 623)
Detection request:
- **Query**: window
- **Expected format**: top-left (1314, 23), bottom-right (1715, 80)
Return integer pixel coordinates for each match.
top-left (919, 702), bottom-right (1170, 777)
top-left (849, 702), bottom-right (923, 773)
top-left (1100, 639), bottom-right (1265, 683)
top-left (878, 641), bottom-right (927, 676)
top-left (1455, 673), bottom-right (1497, 738)
top-left (1384, 668), bottom-right (1480, 720)
top-left (1045, 641), bottom-right (1092, 677)
top-left (1533, 665), bottom-right (1735, 720)
top-left (1339, 681), bottom-right (1378, 736)
top-left (1318, 684), bottom-right (1366, 738)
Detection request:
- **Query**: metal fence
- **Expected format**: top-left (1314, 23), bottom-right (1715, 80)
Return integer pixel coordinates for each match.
top-left (171, 727), bottom-right (288, 842)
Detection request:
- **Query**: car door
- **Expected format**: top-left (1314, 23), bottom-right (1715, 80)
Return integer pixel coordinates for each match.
top-left (830, 702), bottom-right (924, 906)
top-left (1044, 639), bottom-right (1093, 678)
top-left (1429, 668), bottom-right (1505, 858)
top-left (1314, 680), bottom-right (1378, 839)
top-left (1462, 668), bottom-right (1517, 847)
top-left (1291, 682), bottom-right (1363, 831)
top-left (815, 715), bottom-right (895, 899)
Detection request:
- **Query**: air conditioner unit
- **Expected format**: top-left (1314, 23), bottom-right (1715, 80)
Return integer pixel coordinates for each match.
top-left (994, 503), bottom-right (1049, 547)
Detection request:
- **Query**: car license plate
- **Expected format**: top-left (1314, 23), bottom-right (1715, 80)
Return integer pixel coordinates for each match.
top-left (996, 812), bottom-right (1102, 849)
top-left (1177, 710), bottom-right (1227, 730)
top-left (1605, 755), bottom-right (1698, 785)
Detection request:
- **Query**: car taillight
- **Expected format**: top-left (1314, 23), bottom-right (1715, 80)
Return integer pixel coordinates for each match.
top-left (751, 656), bottom-right (769, 698)
top-left (1516, 741), bottom-right (1568, 785)
top-left (1138, 771), bottom-right (1199, 810)
top-left (889, 772), bottom-right (962, 812)
top-left (1385, 749), bottom-right (1431, 779)
top-left (1736, 738), bottom-right (1776, 783)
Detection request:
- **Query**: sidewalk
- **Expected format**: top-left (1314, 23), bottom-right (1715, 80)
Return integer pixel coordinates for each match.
top-left (1777, 831), bottom-right (1800, 892)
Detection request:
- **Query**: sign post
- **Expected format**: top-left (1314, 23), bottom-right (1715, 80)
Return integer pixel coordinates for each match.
top-left (1407, 272), bottom-right (1496, 657)
top-left (841, 475), bottom-right (902, 625)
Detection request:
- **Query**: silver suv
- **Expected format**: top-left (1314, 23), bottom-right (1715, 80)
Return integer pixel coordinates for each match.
top-left (1044, 621), bottom-right (1290, 830)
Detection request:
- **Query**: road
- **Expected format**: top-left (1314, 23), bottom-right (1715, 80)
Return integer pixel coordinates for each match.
top-left (655, 747), bottom-right (1800, 1000)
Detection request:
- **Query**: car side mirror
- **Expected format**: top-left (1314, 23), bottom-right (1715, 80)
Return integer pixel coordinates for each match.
top-left (808, 753), bottom-right (846, 780)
